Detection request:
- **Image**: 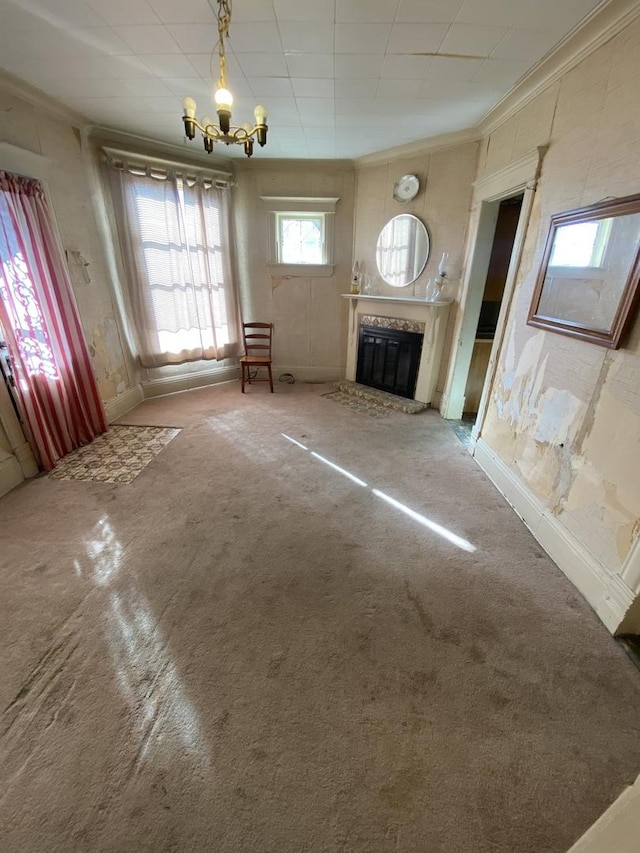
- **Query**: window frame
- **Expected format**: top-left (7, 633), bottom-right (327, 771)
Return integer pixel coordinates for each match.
top-left (261, 195), bottom-right (339, 277)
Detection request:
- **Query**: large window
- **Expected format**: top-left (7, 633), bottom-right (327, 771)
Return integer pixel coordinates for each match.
top-left (107, 156), bottom-right (240, 369)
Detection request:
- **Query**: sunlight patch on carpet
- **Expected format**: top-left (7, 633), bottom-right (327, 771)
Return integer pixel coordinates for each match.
top-left (48, 425), bottom-right (181, 484)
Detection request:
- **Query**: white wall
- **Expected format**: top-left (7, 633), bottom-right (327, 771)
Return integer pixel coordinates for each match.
top-left (0, 80), bottom-right (135, 407)
top-left (352, 140), bottom-right (479, 399)
top-left (233, 159), bottom-right (355, 383)
top-left (475, 18), bottom-right (640, 632)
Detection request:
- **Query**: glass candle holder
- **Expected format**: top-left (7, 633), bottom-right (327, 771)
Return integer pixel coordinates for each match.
top-left (425, 277), bottom-right (442, 301)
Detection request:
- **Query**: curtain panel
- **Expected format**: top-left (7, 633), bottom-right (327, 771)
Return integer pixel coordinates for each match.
top-left (0, 171), bottom-right (108, 471)
top-left (108, 165), bottom-right (241, 369)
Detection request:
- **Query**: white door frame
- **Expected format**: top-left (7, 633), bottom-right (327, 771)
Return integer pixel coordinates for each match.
top-left (440, 146), bottom-right (548, 434)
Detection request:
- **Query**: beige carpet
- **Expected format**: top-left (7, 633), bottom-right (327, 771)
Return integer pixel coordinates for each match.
top-left (1, 380), bottom-right (639, 853)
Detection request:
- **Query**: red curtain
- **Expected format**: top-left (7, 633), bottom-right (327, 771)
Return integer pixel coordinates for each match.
top-left (0, 171), bottom-right (107, 471)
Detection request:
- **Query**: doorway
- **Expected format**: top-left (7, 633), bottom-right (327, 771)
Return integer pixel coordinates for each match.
top-left (440, 146), bottom-right (547, 436)
top-left (454, 194), bottom-right (523, 445)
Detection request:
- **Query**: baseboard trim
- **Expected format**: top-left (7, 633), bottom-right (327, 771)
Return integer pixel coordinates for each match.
top-left (473, 437), bottom-right (635, 635)
top-left (0, 454), bottom-right (25, 498)
top-left (104, 384), bottom-right (144, 423)
top-left (142, 366), bottom-right (239, 398)
top-left (275, 366), bottom-right (344, 384)
top-left (14, 440), bottom-right (38, 478)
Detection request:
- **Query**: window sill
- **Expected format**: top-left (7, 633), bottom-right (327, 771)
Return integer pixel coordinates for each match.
top-left (267, 263), bottom-right (335, 278)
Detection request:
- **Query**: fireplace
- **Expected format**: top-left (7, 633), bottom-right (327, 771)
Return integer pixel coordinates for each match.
top-left (343, 294), bottom-right (452, 406)
top-left (356, 325), bottom-right (423, 399)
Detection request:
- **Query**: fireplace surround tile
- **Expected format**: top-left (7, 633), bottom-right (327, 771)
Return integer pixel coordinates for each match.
top-left (361, 314), bottom-right (425, 334)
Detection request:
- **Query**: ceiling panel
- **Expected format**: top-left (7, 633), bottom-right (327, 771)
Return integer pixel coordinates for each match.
top-left (166, 24), bottom-right (219, 54)
top-left (149, 0), bottom-right (214, 25)
top-left (491, 28), bottom-right (560, 61)
top-left (285, 53), bottom-right (334, 78)
top-left (334, 54), bottom-right (385, 79)
top-left (236, 53), bottom-right (289, 77)
top-left (379, 55), bottom-right (432, 79)
top-left (439, 23), bottom-right (508, 56)
top-left (334, 23), bottom-right (393, 54)
top-left (0, 0), bottom-right (607, 159)
top-left (274, 0), bottom-right (335, 22)
top-left (278, 22), bottom-right (334, 54)
top-left (86, 0), bottom-right (159, 26)
top-left (336, 0), bottom-right (400, 23)
top-left (291, 78), bottom-right (334, 98)
top-left (455, 0), bottom-right (520, 27)
top-left (248, 76), bottom-right (294, 98)
top-left (112, 25), bottom-right (182, 54)
top-left (396, 0), bottom-right (464, 24)
top-left (386, 23), bottom-right (450, 54)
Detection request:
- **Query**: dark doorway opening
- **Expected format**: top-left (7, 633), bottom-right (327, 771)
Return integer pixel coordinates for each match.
top-left (453, 193), bottom-right (523, 446)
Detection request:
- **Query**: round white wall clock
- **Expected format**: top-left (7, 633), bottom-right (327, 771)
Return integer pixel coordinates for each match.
top-left (393, 174), bottom-right (420, 202)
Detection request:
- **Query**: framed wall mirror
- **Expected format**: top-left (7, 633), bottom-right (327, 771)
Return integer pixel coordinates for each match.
top-left (528, 193), bottom-right (640, 348)
top-left (376, 214), bottom-right (430, 287)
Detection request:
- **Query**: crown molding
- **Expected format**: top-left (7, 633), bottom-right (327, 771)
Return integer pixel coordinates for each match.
top-left (0, 69), bottom-right (87, 125)
top-left (354, 128), bottom-right (480, 168)
top-left (477, 0), bottom-right (640, 138)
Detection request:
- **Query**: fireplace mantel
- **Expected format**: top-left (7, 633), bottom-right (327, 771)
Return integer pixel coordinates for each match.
top-left (342, 294), bottom-right (453, 406)
top-left (342, 294), bottom-right (452, 306)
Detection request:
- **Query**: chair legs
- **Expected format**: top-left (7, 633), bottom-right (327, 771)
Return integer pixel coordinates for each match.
top-left (241, 363), bottom-right (274, 392)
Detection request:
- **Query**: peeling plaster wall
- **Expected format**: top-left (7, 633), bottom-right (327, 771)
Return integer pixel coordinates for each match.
top-left (478, 19), bottom-right (640, 621)
top-left (233, 160), bottom-right (355, 381)
top-left (0, 86), bottom-right (133, 406)
top-left (353, 141), bottom-right (479, 397)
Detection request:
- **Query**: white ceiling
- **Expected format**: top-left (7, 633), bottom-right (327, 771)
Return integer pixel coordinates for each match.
top-left (0, 0), bottom-right (605, 160)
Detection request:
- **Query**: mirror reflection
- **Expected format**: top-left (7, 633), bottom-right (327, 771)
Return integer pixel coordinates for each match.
top-left (538, 211), bottom-right (640, 330)
top-left (376, 214), bottom-right (430, 287)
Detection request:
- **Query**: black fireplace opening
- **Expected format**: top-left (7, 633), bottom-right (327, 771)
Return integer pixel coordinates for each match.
top-left (356, 325), bottom-right (423, 399)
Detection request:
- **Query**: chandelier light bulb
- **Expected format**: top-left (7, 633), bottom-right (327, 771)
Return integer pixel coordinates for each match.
top-left (254, 104), bottom-right (267, 124)
top-left (201, 116), bottom-right (213, 130)
top-left (182, 96), bottom-right (197, 118)
top-left (214, 87), bottom-right (233, 110)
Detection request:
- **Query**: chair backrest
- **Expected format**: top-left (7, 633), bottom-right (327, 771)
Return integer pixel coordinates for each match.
top-left (242, 322), bottom-right (273, 358)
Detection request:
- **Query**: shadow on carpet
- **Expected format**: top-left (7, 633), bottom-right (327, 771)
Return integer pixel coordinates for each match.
top-left (47, 425), bottom-right (181, 484)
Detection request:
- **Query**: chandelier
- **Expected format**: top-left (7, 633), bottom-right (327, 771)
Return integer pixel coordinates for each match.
top-left (181, 0), bottom-right (268, 157)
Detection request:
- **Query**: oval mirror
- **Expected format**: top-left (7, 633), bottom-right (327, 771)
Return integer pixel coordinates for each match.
top-left (376, 214), bottom-right (430, 287)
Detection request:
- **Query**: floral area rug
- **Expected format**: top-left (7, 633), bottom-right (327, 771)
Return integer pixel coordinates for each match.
top-left (47, 425), bottom-right (181, 484)
top-left (322, 390), bottom-right (392, 418)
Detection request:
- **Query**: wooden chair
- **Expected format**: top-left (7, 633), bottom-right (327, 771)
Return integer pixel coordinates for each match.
top-left (240, 322), bottom-right (274, 393)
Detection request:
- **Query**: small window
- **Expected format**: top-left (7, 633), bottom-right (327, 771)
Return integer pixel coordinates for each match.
top-left (261, 195), bottom-right (339, 277)
top-left (277, 213), bottom-right (325, 264)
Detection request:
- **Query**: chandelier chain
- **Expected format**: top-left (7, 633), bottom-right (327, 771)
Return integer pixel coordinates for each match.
top-left (216, 0), bottom-right (231, 89)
